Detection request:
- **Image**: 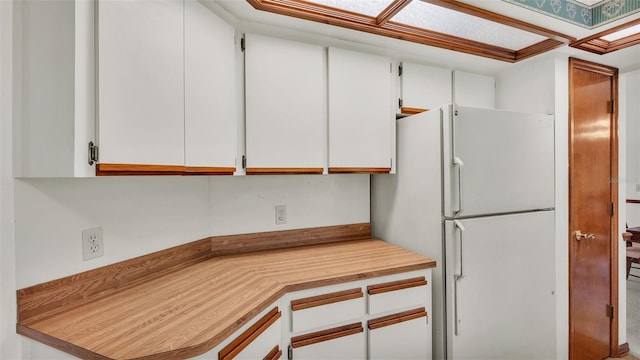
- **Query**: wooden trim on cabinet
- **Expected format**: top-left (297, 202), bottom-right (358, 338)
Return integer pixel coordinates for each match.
top-left (291, 288), bottom-right (363, 311)
top-left (263, 345), bottom-right (282, 360)
top-left (183, 166), bottom-right (236, 175)
top-left (219, 307), bottom-right (282, 360)
top-left (627, 199), bottom-right (640, 204)
top-left (368, 307), bottom-right (427, 330)
top-left (96, 163), bottom-right (184, 176)
top-left (328, 167), bottom-right (391, 174)
top-left (211, 223), bottom-right (372, 256)
top-left (400, 107), bottom-right (428, 115)
top-left (246, 167), bottom-right (324, 175)
top-left (367, 276), bottom-right (427, 295)
top-left (290, 322), bottom-right (363, 348)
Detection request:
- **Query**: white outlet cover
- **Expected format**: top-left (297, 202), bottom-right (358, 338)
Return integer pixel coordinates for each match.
top-left (82, 227), bottom-right (104, 261)
top-left (275, 205), bottom-right (287, 225)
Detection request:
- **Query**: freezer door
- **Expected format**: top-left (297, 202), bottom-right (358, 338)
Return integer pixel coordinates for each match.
top-left (443, 105), bottom-right (554, 218)
top-left (444, 211), bottom-right (556, 360)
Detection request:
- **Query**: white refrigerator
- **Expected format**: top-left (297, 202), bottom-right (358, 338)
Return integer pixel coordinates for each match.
top-left (372, 104), bottom-right (556, 360)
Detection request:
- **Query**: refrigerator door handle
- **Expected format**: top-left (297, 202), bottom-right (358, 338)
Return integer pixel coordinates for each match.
top-left (453, 157), bottom-right (464, 216)
top-left (453, 220), bottom-right (465, 336)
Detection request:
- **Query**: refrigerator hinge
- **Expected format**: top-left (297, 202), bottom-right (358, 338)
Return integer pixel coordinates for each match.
top-left (240, 35), bottom-right (246, 52)
top-left (88, 141), bottom-right (99, 166)
top-left (242, 155), bottom-right (246, 169)
top-left (610, 202), bottom-right (615, 216)
top-left (288, 345), bottom-right (293, 360)
top-left (607, 304), bottom-right (615, 319)
top-left (398, 63), bottom-right (403, 77)
top-left (398, 98), bottom-right (403, 108)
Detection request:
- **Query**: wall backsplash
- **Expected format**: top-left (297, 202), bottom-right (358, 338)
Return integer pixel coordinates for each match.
top-left (14, 174), bottom-right (370, 289)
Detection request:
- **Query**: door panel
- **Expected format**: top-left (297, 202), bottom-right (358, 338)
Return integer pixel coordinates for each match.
top-left (443, 105), bottom-right (555, 218)
top-left (568, 58), bottom-right (618, 360)
top-left (444, 212), bottom-right (556, 360)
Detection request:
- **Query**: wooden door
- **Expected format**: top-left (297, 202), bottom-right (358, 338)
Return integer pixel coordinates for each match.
top-left (568, 58), bottom-right (619, 360)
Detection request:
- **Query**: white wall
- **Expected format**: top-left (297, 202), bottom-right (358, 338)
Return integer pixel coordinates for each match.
top-left (0, 0), bottom-right (20, 357)
top-left (496, 53), bottom-right (570, 359)
top-left (626, 72), bottom-right (640, 226)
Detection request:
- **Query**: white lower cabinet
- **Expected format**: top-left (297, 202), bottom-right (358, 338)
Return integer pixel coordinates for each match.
top-left (368, 309), bottom-right (430, 360)
top-left (283, 269), bottom-right (432, 360)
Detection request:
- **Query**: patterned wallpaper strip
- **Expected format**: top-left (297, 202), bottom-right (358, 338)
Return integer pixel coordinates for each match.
top-left (503, 0), bottom-right (640, 28)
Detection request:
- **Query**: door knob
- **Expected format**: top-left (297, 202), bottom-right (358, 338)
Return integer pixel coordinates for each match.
top-left (574, 230), bottom-right (596, 241)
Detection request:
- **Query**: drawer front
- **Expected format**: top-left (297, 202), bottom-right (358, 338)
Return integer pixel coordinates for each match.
top-left (367, 276), bottom-right (429, 315)
top-left (368, 308), bottom-right (430, 360)
top-left (291, 288), bottom-right (365, 333)
top-left (219, 307), bottom-right (282, 360)
top-left (291, 323), bottom-right (366, 360)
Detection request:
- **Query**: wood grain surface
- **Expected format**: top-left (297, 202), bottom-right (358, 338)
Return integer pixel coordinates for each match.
top-left (17, 225), bottom-right (436, 360)
top-left (367, 276), bottom-right (427, 295)
top-left (211, 223), bottom-right (371, 256)
top-left (328, 167), bottom-right (391, 174)
top-left (367, 307), bottom-right (427, 330)
top-left (219, 307), bottom-right (281, 360)
top-left (290, 288), bottom-right (363, 311)
top-left (290, 322), bottom-right (363, 348)
top-left (96, 163), bottom-right (185, 176)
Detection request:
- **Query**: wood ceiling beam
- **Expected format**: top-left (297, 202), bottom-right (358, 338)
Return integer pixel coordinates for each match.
top-left (376, 0), bottom-right (412, 26)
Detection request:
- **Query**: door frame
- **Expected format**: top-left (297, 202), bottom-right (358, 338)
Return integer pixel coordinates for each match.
top-left (568, 57), bottom-right (620, 357)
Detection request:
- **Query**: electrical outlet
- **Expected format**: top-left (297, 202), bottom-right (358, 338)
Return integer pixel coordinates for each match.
top-left (275, 205), bottom-right (287, 225)
top-left (82, 227), bottom-right (104, 261)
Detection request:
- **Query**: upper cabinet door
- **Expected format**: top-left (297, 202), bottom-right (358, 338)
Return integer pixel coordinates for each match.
top-left (97, 0), bottom-right (185, 173)
top-left (453, 71), bottom-right (496, 108)
top-left (328, 48), bottom-right (392, 173)
top-left (184, 0), bottom-right (237, 175)
top-left (400, 62), bottom-right (452, 112)
top-left (244, 34), bottom-right (325, 174)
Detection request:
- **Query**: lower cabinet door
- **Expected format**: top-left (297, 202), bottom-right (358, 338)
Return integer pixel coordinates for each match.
top-left (219, 307), bottom-right (282, 360)
top-left (368, 308), bottom-right (430, 360)
top-left (290, 323), bottom-right (365, 360)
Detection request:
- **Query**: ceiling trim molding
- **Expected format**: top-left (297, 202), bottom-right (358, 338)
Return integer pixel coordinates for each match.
top-left (503, 0), bottom-right (640, 29)
top-left (571, 17), bottom-right (640, 53)
top-left (246, 0), bottom-right (575, 62)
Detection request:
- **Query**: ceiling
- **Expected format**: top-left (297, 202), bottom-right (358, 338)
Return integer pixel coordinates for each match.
top-left (209, 0), bottom-right (640, 74)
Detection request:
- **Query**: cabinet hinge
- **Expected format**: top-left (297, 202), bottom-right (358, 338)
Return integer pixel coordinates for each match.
top-left (88, 141), bottom-right (99, 166)
top-left (607, 304), bottom-right (615, 319)
top-left (288, 345), bottom-right (293, 360)
top-left (610, 202), bottom-right (615, 216)
top-left (398, 98), bottom-right (403, 108)
top-left (398, 63), bottom-right (403, 77)
top-left (242, 155), bottom-right (246, 169)
top-left (240, 36), bottom-right (245, 52)
top-left (607, 99), bottom-right (615, 114)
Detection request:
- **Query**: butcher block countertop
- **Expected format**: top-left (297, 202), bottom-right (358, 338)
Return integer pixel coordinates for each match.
top-left (16, 223), bottom-right (436, 360)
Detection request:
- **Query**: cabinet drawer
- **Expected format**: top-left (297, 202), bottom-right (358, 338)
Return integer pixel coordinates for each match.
top-left (367, 276), bottom-right (428, 315)
top-left (291, 288), bottom-right (365, 333)
top-left (368, 308), bottom-right (430, 360)
top-left (291, 322), bottom-right (365, 360)
top-left (219, 307), bottom-right (282, 360)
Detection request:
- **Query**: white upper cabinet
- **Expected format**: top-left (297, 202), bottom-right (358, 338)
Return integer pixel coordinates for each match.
top-left (453, 70), bottom-right (496, 108)
top-left (184, 0), bottom-right (237, 175)
top-left (15, 0), bottom-right (95, 177)
top-left (244, 34), bottom-right (326, 174)
top-left (97, 0), bottom-right (185, 172)
top-left (328, 48), bottom-right (393, 173)
top-left (400, 62), bottom-right (452, 112)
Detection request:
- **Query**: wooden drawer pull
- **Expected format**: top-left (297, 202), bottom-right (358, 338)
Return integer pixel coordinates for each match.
top-left (246, 167), bottom-right (324, 175)
top-left (291, 322), bottom-right (363, 348)
top-left (263, 345), bottom-right (282, 360)
top-left (367, 276), bottom-right (427, 295)
top-left (328, 167), bottom-right (391, 174)
top-left (291, 288), bottom-right (363, 311)
top-left (219, 307), bottom-right (281, 360)
top-left (368, 307), bottom-right (427, 330)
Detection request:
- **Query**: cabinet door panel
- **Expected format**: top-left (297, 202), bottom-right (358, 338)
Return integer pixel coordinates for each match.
top-left (369, 311), bottom-right (430, 360)
top-left (401, 62), bottom-right (452, 111)
top-left (328, 48), bottom-right (391, 171)
top-left (98, 0), bottom-right (184, 167)
top-left (291, 324), bottom-right (365, 360)
top-left (184, 0), bottom-right (236, 173)
top-left (245, 34), bottom-right (325, 172)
